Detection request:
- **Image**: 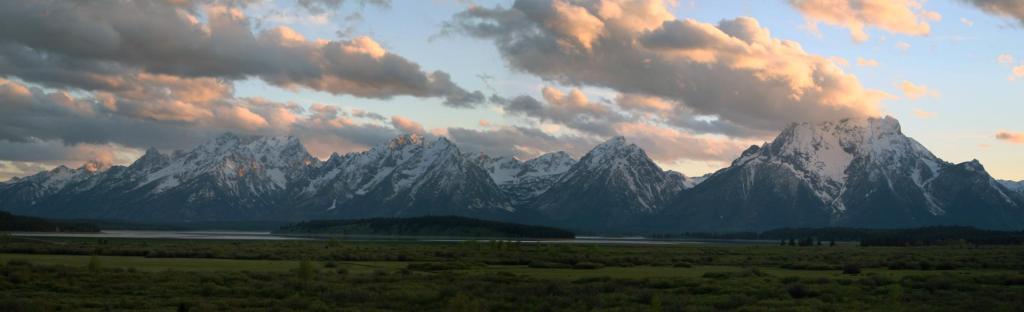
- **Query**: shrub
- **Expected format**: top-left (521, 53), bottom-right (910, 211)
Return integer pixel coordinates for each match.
top-left (528, 261), bottom-right (571, 269)
top-left (6, 259), bottom-right (31, 267)
top-left (297, 260), bottom-right (315, 280)
top-left (87, 256), bottom-right (101, 272)
top-left (935, 262), bottom-right (957, 270)
top-left (842, 264), bottom-right (861, 275)
top-left (446, 293), bottom-right (486, 312)
top-left (572, 262), bottom-right (604, 270)
top-left (406, 262), bottom-right (476, 271)
top-left (919, 260), bottom-right (933, 271)
top-left (786, 283), bottom-right (815, 299)
top-left (702, 272), bottom-right (730, 279)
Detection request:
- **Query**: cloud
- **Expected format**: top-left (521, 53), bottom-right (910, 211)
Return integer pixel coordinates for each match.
top-left (446, 0), bottom-right (886, 135)
top-left (0, 140), bottom-right (143, 180)
top-left (899, 80), bottom-right (939, 99)
top-left (959, 0), bottom-right (1024, 25)
top-left (828, 56), bottom-right (850, 67)
top-left (390, 115), bottom-right (425, 134)
top-left (998, 53), bottom-right (1016, 64)
top-left (447, 126), bottom-right (601, 159)
top-left (788, 0), bottom-right (941, 42)
top-left (856, 57), bottom-right (880, 67)
top-left (996, 131), bottom-right (1024, 144)
top-left (613, 123), bottom-right (751, 163)
top-left (0, 140), bottom-right (137, 165)
top-left (1013, 65), bottom-right (1024, 79)
top-left (215, 105), bottom-right (270, 130)
top-left (896, 41), bottom-right (912, 51)
top-left (448, 121), bottom-right (750, 166)
top-left (296, 0), bottom-right (391, 15)
top-left (0, 0), bottom-right (489, 174)
top-left (482, 84), bottom-right (757, 164)
top-left (961, 17), bottom-right (975, 26)
top-left (0, 1), bottom-right (482, 107)
top-left (994, 53), bottom-right (1024, 80)
top-left (351, 108), bottom-right (386, 121)
top-left (612, 93), bottom-right (767, 138)
top-left (0, 78), bottom-right (402, 161)
top-left (494, 86), bottom-right (629, 136)
top-left (912, 108), bottom-right (937, 119)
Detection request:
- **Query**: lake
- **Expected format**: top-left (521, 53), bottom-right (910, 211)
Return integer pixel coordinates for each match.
top-left (8, 231), bottom-right (779, 245)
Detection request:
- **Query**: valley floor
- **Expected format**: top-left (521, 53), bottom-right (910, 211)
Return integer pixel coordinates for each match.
top-left (0, 236), bottom-right (1022, 311)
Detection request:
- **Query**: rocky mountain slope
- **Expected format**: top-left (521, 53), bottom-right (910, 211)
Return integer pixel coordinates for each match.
top-left (297, 134), bottom-right (514, 220)
top-left (1000, 180), bottom-right (1024, 194)
top-left (663, 117), bottom-right (1024, 231)
top-left (470, 151), bottom-right (576, 205)
top-left (529, 137), bottom-right (687, 230)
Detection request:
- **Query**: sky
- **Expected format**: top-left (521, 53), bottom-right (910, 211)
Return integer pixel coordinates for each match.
top-left (0, 0), bottom-right (1022, 181)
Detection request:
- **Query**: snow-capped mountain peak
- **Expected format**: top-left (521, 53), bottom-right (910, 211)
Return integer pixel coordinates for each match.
top-left (745, 116), bottom-right (946, 212)
top-left (80, 160), bottom-right (111, 173)
top-left (3, 119), bottom-right (1021, 232)
top-left (473, 154), bottom-right (523, 185)
top-left (300, 133), bottom-right (514, 217)
top-left (522, 151), bottom-right (575, 178)
top-left (668, 115), bottom-right (1024, 232)
top-left (387, 133), bottom-right (425, 149)
top-left (139, 133), bottom-right (317, 194)
top-left (129, 148), bottom-right (170, 173)
top-left (579, 136), bottom-right (647, 170)
top-left (469, 151), bottom-right (578, 205)
top-left (533, 136), bottom-right (683, 225)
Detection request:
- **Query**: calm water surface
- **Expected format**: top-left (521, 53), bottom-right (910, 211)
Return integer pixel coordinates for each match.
top-left (9, 231), bottom-right (777, 245)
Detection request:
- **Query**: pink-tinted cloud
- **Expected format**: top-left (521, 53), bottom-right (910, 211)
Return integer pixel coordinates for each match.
top-left (912, 108), bottom-right (937, 119)
top-left (998, 53), bottom-right (1015, 65)
top-left (614, 123), bottom-right (752, 163)
top-left (449, 0), bottom-right (887, 135)
top-left (899, 81), bottom-right (939, 99)
top-left (789, 0), bottom-right (941, 42)
top-left (857, 58), bottom-right (880, 67)
top-left (390, 116), bottom-right (426, 134)
top-left (1011, 65), bottom-right (1024, 80)
top-left (996, 131), bottom-right (1024, 144)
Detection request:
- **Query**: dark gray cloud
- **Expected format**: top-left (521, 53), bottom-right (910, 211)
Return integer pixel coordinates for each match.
top-left (297, 0), bottom-right (391, 15)
top-left (351, 108), bottom-right (386, 121)
top-left (0, 0), bottom-right (482, 107)
top-left (959, 0), bottom-right (1024, 24)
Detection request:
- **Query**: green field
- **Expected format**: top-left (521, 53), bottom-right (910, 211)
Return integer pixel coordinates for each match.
top-left (2, 251), bottom-right (1015, 280)
top-left (1, 236), bottom-right (1023, 311)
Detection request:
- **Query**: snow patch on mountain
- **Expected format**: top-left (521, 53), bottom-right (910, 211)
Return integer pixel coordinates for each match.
top-left (472, 151), bottom-right (577, 205)
top-left (137, 133), bottom-right (316, 196)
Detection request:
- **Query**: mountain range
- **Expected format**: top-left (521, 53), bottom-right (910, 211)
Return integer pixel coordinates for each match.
top-left (2, 116), bottom-right (1022, 233)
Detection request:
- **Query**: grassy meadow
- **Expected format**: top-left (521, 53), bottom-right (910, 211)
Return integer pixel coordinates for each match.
top-left (0, 235), bottom-right (1023, 311)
